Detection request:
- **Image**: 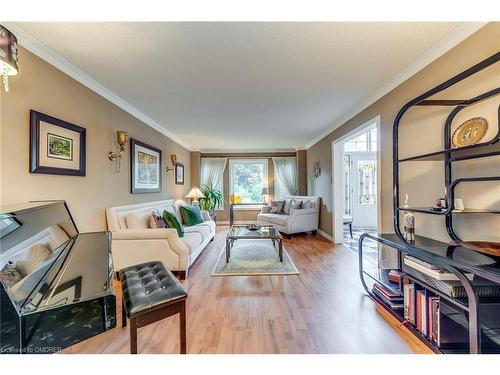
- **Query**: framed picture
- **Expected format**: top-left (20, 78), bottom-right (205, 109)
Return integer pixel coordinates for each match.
top-left (30, 110), bottom-right (86, 176)
top-left (130, 138), bottom-right (162, 193)
top-left (175, 163), bottom-right (184, 185)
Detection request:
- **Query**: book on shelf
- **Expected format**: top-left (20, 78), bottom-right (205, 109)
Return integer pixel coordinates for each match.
top-left (372, 282), bottom-right (403, 309)
top-left (403, 255), bottom-right (474, 281)
top-left (403, 283), bottom-right (416, 324)
top-left (403, 264), bottom-right (500, 298)
top-left (416, 289), bottom-right (428, 336)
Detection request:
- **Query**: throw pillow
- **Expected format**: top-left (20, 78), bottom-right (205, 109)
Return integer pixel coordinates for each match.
top-left (125, 213), bottom-right (147, 229)
top-left (179, 205), bottom-right (205, 227)
top-left (283, 199), bottom-right (293, 215)
top-left (260, 206), bottom-right (271, 213)
top-left (16, 243), bottom-right (50, 277)
top-left (163, 210), bottom-right (184, 237)
top-left (0, 263), bottom-right (23, 288)
top-left (302, 199), bottom-right (314, 209)
top-left (269, 200), bottom-right (285, 214)
top-left (291, 199), bottom-right (303, 210)
top-left (150, 214), bottom-right (168, 229)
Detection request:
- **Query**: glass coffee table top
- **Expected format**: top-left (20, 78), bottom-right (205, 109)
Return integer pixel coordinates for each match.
top-left (227, 225), bottom-right (282, 240)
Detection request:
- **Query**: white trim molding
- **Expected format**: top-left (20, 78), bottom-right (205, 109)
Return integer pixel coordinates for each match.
top-left (4, 22), bottom-right (194, 151)
top-left (305, 22), bottom-right (487, 149)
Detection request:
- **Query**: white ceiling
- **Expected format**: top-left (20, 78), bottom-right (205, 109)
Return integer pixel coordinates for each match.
top-left (12, 22), bottom-right (479, 151)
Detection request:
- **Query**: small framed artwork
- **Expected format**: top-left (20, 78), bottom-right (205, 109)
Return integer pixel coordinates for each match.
top-left (130, 138), bottom-right (162, 193)
top-left (175, 163), bottom-right (185, 185)
top-left (30, 110), bottom-right (86, 176)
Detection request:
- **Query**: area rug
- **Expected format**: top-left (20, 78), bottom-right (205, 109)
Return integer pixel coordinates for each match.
top-left (212, 239), bottom-right (299, 276)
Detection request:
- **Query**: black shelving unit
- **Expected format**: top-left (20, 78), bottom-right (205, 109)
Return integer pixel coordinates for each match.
top-left (358, 52), bottom-right (500, 354)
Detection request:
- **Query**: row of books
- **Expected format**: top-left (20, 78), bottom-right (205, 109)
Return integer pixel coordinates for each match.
top-left (403, 284), bottom-right (441, 346)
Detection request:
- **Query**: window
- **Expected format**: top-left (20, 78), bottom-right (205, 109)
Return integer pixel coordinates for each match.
top-left (229, 159), bottom-right (268, 203)
top-left (344, 126), bottom-right (377, 152)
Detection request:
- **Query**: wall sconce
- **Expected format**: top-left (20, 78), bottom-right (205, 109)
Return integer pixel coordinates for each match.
top-left (166, 154), bottom-right (177, 172)
top-left (108, 130), bottom-right (128, 171)
top-left (0, 25), bottom-right (19, 92)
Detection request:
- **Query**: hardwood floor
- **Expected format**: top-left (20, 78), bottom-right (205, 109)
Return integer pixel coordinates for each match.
top-left (63, 227), bottom-right (431, 354)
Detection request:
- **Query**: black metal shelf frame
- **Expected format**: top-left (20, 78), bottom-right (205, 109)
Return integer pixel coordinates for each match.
top-left (358, 52), bottom-right (500, 355)
top-left (393, 52), bottom-right (500, 243)
top-left (358, 233), bottom-right (482, 354)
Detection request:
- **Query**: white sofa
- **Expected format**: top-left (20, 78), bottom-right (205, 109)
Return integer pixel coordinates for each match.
top-left (257, 196), bottom-right (320, 236)
top-left (106, 199), bottom-right (215, 278)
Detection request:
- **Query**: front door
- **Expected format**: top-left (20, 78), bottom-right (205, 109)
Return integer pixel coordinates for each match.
top-left (350, 153), bottom-right (377, 228)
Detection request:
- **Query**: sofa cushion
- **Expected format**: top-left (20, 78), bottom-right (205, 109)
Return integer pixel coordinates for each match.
top-left (184, 224), bottom-right (210, 240)
top-left (258, 213), bottom-right (289, 226)
top-left (179, 205), bottom-right (204, 226)
top-left (125, 213), bottom-right (148, 229)
top-left (163, 210), bottom-right (184, 238)
top-left (199, 220), bottom-right (216, 233)
top-left (180, 232), bottom-right (203, 254)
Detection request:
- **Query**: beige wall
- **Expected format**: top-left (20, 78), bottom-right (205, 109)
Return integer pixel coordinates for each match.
top-left (307, 23), bottom-right (500, 240)
top-left (0, 47), bottom-right (191, 232)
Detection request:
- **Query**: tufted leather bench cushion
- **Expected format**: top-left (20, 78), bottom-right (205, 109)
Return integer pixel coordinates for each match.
top-left (119, 261), bottom-right (188, 317)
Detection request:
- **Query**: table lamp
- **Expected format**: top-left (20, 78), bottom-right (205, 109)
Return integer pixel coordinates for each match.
top-left (185, 187), bottom-right (205, 204)
top-left (261, 187), bottom-right (268, 203)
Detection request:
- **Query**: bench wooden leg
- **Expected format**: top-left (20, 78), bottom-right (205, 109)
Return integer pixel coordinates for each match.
top-left (180, 300), bottom-right (187, 354)
top-left (121, 300), bottom-right (127, 328)
top-left (130, 317), bottom-right (138, 354)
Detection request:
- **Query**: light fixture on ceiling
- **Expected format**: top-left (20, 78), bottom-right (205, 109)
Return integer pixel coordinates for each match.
top-left (0, 25), bottom-right (19, 92)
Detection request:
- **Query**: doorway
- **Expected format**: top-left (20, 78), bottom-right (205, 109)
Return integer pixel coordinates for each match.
top-left (332, 116), bottom-right (381, 245)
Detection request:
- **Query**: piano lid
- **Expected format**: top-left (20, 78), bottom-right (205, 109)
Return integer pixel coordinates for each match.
top-left (0, 201), bottom-right (80, 309)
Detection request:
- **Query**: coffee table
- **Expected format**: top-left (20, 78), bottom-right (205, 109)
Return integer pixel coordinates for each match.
top-left (226, 225), bottom-right (283, 263)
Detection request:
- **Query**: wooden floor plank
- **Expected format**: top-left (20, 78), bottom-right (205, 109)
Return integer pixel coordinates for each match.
top-left (62, 227), bottom-right (431, 354)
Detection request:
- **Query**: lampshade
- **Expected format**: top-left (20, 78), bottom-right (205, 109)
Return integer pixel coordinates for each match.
top-left (261, 187), bottom-right (268, 195)
top-left (185, 187), bottom-right (204, 199)
top-left (0, 25), bottom-right (19, 92)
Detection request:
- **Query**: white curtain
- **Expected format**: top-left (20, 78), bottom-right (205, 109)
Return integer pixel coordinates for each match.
top-left (200, 158), bottom-right (227, 209)
top-left (273, 157), bottom-right (298, 198)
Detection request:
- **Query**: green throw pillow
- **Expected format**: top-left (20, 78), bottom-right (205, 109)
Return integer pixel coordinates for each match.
top-left (163, 210), bottom-right (184, 238)
top-left (179, 205), bottom-right (205, 227)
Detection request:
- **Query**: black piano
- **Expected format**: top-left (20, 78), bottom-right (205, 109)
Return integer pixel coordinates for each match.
top-left (0, 201), bottom-right (116, 354)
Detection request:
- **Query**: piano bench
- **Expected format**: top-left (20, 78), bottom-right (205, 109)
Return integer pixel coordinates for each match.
top-left (118, 261), bottom-right (188, 354)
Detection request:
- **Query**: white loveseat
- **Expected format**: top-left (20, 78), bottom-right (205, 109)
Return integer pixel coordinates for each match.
top-left (257, 196), bottom-right (320, 236)
top-left (106, 199), bottom-right (215, 278)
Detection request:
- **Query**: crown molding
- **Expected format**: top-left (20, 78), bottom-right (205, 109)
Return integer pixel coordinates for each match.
top-left (4, 22), bottom-right (486, 153)
top-left (4, 22), bottom-right (194, 151)
top-left (304, 22), bottom-right (488, 149)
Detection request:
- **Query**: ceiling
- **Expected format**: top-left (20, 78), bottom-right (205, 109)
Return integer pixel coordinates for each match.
top-left (13, 22), bottom-right (477, 151)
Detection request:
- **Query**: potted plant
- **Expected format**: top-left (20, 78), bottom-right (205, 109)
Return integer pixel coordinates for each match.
top-left (198, 184), bottom-right (224, 221)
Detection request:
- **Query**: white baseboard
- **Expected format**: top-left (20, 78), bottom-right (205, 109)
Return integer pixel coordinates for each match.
top-left (318, 229), bottom-right (334, 242)
top-left (216, 220), bottom-right (257, 226)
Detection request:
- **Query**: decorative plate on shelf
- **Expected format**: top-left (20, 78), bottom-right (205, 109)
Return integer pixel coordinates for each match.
top-left (452, 117), bottom-right (488, 148)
